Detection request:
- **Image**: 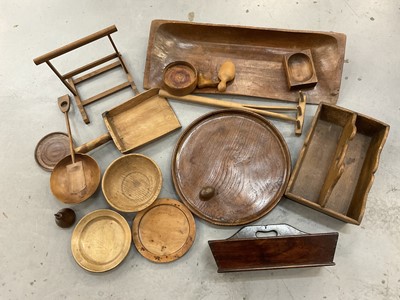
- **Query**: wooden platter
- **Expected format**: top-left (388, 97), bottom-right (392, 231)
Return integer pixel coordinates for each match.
top-left (286, 103), bottom-right (389, 224)
top-left (144, 20), bottom-right (346, 104)
top-left (102, 154), bottom-right (162, 212)
top-left (35, 132), bottom-right (70, 171)
top-left (172, 109), bottom-right (291, 226)
top-left (71, 209), bottom-right (131, 272)
top-left (132, 198), bottom-right (196, 263)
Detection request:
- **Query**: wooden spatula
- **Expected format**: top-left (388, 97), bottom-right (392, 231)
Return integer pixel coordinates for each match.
top-left (58, 95), bottom-right (86, 194)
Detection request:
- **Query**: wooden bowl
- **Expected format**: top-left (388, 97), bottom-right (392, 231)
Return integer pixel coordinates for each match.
top-left (172, 109), bottom-right (291, 226)
top-left (162, 61), bottom-right (198, 96)
top-left (102, 154), bottom-right (162, 212)
top-left (50, 153), bottom-right (101, 204)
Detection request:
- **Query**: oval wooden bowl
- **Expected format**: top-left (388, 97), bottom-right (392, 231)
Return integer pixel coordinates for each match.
top-left (162, 61), bottom-right (198, 96)
top-left (102, 154), bottom-right (162, 212)
top-left (50, 153), bottom-right (101, 204)
top-left (172, 109), bottom-right (291, 226)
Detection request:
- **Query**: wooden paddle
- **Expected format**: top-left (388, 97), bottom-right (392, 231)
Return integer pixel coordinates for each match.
top-left (58, 95), bottom-right (86, 194)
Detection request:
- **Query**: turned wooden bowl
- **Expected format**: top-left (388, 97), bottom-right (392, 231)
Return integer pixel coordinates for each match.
top-left (102, 154), bottom-right (162, 212)
top-left (162, 61), bottom-right (198, 96)
top-left (50, 153), bottom-right (101, 204)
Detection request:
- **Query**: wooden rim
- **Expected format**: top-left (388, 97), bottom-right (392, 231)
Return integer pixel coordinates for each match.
top-left (171, 109), bottom-right (291, 226)
top-left (34, 132), bottom-right (70, 171)
top-left (102, 154), bottom-right (162, 212)
top-left (71, 209), bottom-right (131, 272)
top-left (132, 198), bottom-right (196, 263)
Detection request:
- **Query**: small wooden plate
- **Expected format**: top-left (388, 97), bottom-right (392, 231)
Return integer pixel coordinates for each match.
top-left (132, 198), bottom-right (196, 263)
top-left (35, 132), bottom-right (70, 171)
top-left (102, 154), bottom-right (162, 212)
top-left (172, 109), bottom-right (291, 226)
top-left (71, 209), bottom-right (131, 272)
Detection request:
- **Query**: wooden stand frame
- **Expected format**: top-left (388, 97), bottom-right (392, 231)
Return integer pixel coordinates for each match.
top-left (33, 25), bottom-right (139, 124)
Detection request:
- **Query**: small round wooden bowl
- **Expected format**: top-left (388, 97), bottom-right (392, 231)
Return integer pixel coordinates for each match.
top-left (102, 154), bottom-right (162, 212)
top-left (162, 61), bottom-right (198, 96)
top-left (50, 153), bottom-right (101, 204)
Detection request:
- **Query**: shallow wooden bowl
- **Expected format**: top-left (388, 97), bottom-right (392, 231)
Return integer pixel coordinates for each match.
top-left (102, 154), bottom-right (162, 212)
top-left (162, 61), bottom-right (198, 96)
top-left (71, 209), bottom-right (131, 272)
top-left (50, 153), bottom-right (101, 204)
top-left (132, 198), bottom-right (196, 263)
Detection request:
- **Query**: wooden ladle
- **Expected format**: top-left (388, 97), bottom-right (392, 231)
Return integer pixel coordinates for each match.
top-left (58, 95), bottom-right (86, 194)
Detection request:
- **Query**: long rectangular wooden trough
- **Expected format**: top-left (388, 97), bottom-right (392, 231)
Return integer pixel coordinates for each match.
top-left (144, 20), bottom-right (346, 104)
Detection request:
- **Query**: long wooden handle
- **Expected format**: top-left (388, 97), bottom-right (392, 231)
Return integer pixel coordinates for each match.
top-left (74, 133), bottom-right (112, 154)
top-left (159, 90), bottom-right (295, 122)
top-left (33, 25), bottom-right (117, 65)
top-left (57, 95), bottom-right (75, 163)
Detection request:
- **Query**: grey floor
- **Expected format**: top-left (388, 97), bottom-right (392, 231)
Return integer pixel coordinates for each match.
top-left (1, 1), bottom-right (399, 299)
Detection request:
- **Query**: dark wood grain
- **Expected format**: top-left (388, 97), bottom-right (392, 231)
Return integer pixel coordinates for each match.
top-left (144, 20), bottom-right (346, 104)
top-left (209, 233), bottom-right (338, 272)
top-left (172, 109), bottom-right (291, 226)
top-left (35, 132), bottom-right (70, 171)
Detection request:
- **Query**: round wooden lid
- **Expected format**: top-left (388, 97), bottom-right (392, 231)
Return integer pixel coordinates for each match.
top-left (102, 154), bottom-right (162, 212)
top-left (132, 198), bottom-right (196, 263)
top-left (71, 209), bottom-right (131, 272)
top-left (172, 109), bottom-right (291, 226)
top-left (35, 132), bottom-right (70, 171)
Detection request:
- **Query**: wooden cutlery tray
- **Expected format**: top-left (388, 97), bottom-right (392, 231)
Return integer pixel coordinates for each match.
top-left (285, 103), bottom-right (389, 224)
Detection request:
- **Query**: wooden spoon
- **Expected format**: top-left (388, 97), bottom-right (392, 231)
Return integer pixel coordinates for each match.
top-left (58, 95), bottom-right (86, 194)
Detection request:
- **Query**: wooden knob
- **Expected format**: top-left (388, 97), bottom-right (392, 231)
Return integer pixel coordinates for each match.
top-left (199, 186), bottom-right (215, 201)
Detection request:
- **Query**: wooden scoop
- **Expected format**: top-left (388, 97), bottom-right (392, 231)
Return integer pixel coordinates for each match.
top-left (217, 60), bottom-right (235, 92)
top-left (58, 95), bottom-right (86, 194)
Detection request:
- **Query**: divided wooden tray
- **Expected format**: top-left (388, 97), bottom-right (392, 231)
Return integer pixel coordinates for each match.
top-left (285, 103), bottom-right (389, 224)
top-left (144, 20), bottom-right (346, 104)
top-left (172, 109), bottom-right (291, 226)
